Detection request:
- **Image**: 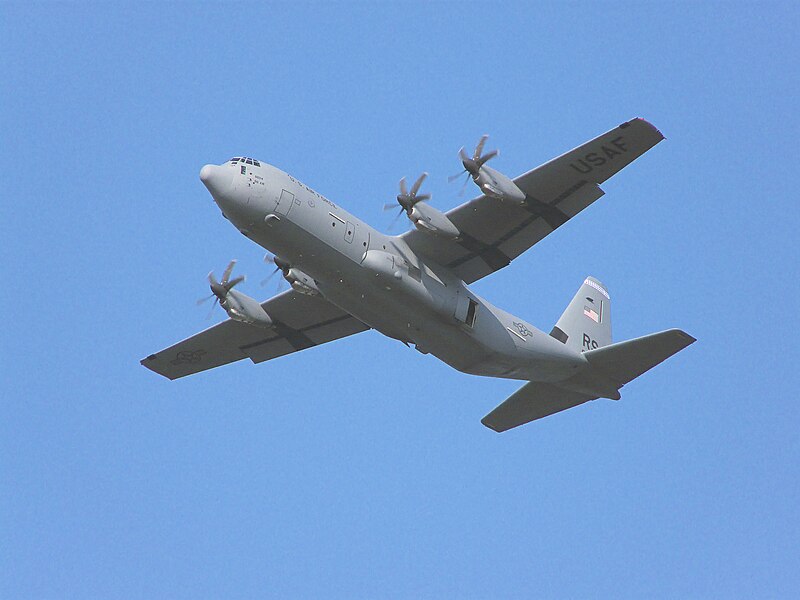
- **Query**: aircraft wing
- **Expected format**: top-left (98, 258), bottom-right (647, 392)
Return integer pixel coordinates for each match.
top-left (141, 290), bottom-right (369, 380)
top-left (402, 118), bottom-right (664, 283)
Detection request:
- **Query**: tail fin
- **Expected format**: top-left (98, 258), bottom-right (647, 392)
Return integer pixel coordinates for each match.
top-left (550, 276), bottom-right (611, 354)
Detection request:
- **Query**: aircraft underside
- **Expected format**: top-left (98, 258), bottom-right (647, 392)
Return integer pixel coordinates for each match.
top-left (142, 119), bottom-right (695, 431)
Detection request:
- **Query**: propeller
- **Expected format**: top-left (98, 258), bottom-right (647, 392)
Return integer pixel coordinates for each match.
top-left (448, 135), bottom-right (499, 192)
top-left (383, 173), bottom-right (430, 229)
top-left (197, 260), bottom-right (245, 317)
top-left (260, 253), bottom-right (290, 289)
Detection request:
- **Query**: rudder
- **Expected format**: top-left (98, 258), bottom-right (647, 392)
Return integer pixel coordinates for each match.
top-left (550, 276), bottom-right (611, 353)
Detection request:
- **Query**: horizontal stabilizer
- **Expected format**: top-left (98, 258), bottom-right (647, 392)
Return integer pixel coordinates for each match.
top-left (583, 329), bottom-right (696, 387)
top-left (481, 382), bottom-right (596, 433)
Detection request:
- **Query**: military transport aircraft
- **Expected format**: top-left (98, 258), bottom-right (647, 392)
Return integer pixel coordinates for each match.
top-left (141, 118), bottom-right (695, 432)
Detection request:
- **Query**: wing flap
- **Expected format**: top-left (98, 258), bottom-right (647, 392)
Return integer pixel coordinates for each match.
top-left (240, 311), bottom-right (365, 364)
top-left (481, 381), bottom-right (596, 432)
top-left (493, 181), bottom-right (604, 260)
top-left (141, 290), bottom-right (368, 379)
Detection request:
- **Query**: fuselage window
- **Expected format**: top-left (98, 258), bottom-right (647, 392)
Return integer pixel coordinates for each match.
top-left (245, 158), bottom-right (253, 165)
top-left (253, 160), bottom-right (261, 167)
top-left (240, 165), bottom-right (246, 175)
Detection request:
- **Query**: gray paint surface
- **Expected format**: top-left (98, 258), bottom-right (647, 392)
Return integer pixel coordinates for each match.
top-left (142, 119), bottom-right (694, 431)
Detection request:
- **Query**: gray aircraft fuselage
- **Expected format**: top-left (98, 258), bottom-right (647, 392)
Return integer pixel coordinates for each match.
top-left (200, 160), bottom-right (590, 386)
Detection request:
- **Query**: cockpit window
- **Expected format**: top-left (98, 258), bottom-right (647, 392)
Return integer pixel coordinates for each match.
top-left (228, 156), bottom-right (261, 167)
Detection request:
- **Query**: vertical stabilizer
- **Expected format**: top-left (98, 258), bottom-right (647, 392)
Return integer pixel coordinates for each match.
top-left (550, 276), bottom-right (612, 353)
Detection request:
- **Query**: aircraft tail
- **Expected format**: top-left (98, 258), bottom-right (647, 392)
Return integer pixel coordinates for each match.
top-left (482, 328), bottom-right (696, 432)
top-left (581, 329), bottom-right (696, 387)
top-left (550, 276), bottom-right (612, 353)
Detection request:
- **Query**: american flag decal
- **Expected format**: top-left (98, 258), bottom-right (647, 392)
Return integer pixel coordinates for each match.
top-left (584, 306), bottom-right (600, 323)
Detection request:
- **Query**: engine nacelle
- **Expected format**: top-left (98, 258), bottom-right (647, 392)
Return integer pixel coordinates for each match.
top-left (285, 267), bottom-right (320, 296)
top-left (409, 203), bottom-right (460, 239)
top-left (222, 289), bottom-right (273, 328)
top-left (474, 165), bottom-right (526, 204)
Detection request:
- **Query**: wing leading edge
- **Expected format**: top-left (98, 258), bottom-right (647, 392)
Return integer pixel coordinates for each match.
top-left (141, 290), bottom-right (369, 380)
top-left (402, 118), bottom-right (665, 283)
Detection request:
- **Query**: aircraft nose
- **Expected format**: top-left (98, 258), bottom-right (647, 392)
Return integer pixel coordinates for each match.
top-left (199, 164), bottom-right (215, 184)
top-left (199, 164), bottom-right (232, 198)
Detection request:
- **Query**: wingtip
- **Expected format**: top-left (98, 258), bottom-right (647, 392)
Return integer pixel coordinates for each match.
top-left (140, 354), bottom-right (180, 380)
top-left (666, 328), bottom-right (697, 346)
top-left (622, 117), bottom-right (666, 141)
top-left (480, 417), bottom-right (504, 433)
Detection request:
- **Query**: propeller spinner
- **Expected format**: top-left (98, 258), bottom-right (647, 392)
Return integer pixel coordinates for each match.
top-left (449, 135), bottom-right (498, 191)
top-left (261, 253), bottom-right (320, 296)
top-left (384, 172), bottom-right (430, 228)
top-left (197, 259), bottom-right (273, 327)
top-left (260, 253), bottom-right (291, 288)
top-left (449, 134), bottom-right (525, 203)
top-left (197, 260), bottom-right (245, 316)
top-left (384, 172), bottom-right (459, 238)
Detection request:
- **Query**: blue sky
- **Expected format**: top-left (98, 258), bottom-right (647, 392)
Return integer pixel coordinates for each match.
top-left (2, 2), bottom-right (798, 598)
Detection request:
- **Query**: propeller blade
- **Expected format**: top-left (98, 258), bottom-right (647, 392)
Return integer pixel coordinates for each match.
top-left (226, 275), bottom-right (245, 289)
top-left (474, 135), bottom-right (489, 160)
top-left (208, 271), bottom-right (218, 286)
top-left (205, 297), bottom-right (219, 320)
top-left (448, 169), bottom-right (466, 183)
top-left (458, 175), bottom-right (470, 196)
top-left (388, 207), bottom-right (404, 230)
top-left (263, 253), bottom-right (276, 265)
top-left (221, 260), bottom-right (237, 285)
top-left (410, 172), bottom-right (428, 196)
top-left (399, 177), bottom-right (408, 196)
top-left (415, 193), bottom-right (431, 202)
top-left (477, 148), bottom-right (498, 167)
top-left (196, 293), bottom-right (215, 306)
top-left (260, 267), bottom-right (280, 287)
top-left (459, 147), bottom-right (470, 163)
top-left (383, 202), bottom-right (398, 211)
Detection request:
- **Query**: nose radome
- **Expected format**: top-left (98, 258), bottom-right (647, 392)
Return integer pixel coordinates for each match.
top-left (199, 164), bottom-right (215, 184)
top-left (199, 163), bottom-right (232, 199)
